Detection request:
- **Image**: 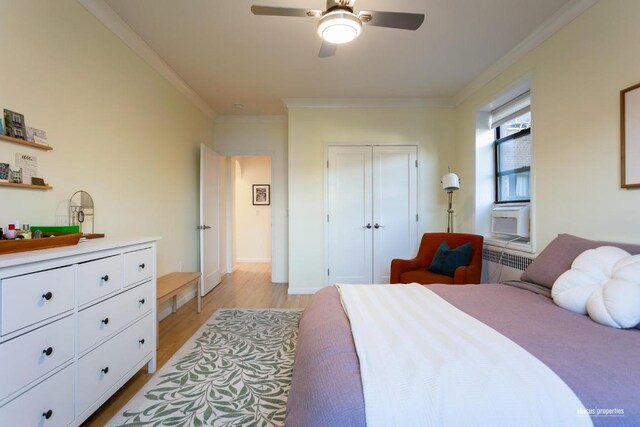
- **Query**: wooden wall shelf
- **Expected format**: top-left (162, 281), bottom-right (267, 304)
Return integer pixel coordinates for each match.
top-left (0, 134), bottom-right (52, 151)
top-left (0, 182), bottom-right (52, 191)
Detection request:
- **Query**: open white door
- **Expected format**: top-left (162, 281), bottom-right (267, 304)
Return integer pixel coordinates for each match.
top-left (200, 144), bottom-right (221, 295)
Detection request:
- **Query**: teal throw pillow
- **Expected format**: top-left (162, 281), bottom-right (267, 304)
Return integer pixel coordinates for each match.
top-left (428, 241), bottom-right (450, 274)
top-left (428, 242), bottom-right (473, 277)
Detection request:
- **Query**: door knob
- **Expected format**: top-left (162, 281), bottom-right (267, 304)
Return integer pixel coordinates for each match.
top-left (363, 223), bottom-right (372, 229)
top-left (197, 225), bottom-right (212, 230)
top-left (374, 223), bottom-right (384, 229)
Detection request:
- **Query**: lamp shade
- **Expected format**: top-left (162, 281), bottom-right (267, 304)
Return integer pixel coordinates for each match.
top-left (442, 172), bottom-right (460, 192)
top-left (317, 11), bottom-right (362, 44)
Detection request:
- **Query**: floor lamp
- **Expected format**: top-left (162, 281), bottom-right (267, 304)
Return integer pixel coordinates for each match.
top-left (442, 172), bottom-right (460, 233)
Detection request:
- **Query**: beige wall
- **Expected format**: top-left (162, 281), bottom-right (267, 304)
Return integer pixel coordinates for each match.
top-left (288, 106), bottom-right (456, 292)
top-left (0, 2), bottom-right (214, 277)
top-left (213, 115), bottom-right (288, 282)
top-left (233, 156), bottom-right (272, 262)
top-left (454, 0), bottom-right (640, 251)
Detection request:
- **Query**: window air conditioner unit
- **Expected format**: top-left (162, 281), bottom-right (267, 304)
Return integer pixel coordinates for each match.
top-left (491, 205), bottom-right (530, 238)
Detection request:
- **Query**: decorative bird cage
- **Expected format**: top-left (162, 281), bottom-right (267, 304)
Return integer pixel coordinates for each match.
top-left (69, 190), bottom-right (94, 235)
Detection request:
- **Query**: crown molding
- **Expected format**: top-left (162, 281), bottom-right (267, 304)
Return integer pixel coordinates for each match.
top-left (215, 115), bottom-right (287, 124)
top-left (454, 0), bottom-right (600, 105)
top-left (77, 0), bottom-right (216, 120)
top-left (283, 97), bottom-right (454, 110)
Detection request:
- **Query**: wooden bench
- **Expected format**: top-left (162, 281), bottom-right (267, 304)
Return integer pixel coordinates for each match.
top-left (156, 272), bottom-right (201, 348)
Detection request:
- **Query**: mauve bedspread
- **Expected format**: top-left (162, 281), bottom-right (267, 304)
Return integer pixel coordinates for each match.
top-left (285, 284), bottom-right (640, 427)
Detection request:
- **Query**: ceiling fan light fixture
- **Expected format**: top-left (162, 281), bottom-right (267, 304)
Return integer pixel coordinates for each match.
top-left (317, 11), bottom-right (362, 44)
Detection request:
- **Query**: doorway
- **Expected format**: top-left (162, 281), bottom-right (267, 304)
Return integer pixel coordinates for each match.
top-left (229, 156), bottom-right (272, 275)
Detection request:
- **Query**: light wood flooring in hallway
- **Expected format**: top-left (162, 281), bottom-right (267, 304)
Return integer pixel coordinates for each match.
top-left (83, 263), bottom-right (312, 426)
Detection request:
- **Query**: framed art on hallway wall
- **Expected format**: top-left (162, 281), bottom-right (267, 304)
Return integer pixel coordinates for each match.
top-left (253, 184), bottom-right (270, 205)
top-left (621, 82), bottom-right (640, 188)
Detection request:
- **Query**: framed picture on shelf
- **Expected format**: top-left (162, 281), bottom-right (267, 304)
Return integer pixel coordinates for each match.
top-left (9, 167), bottom-right (22, 184)
top-left (252, 184), bottom-right (270, 205)
top-left (3, 109), bottom-right (26, 140)
top-left (621, 82), bottom-right (640, 188)
top-left (0, 163), bottom-right (9, 182)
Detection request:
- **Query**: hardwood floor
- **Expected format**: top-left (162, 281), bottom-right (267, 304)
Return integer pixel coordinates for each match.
top-left (82, 263), bottom-right (312, 426)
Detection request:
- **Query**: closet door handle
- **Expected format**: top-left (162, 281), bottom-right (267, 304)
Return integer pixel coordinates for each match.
top-left (374, 223), bottom-right (384, 229)
top-left (139, 263), bottom-right (146, 269)
top-left (363, 223), bottom-right (372, 229)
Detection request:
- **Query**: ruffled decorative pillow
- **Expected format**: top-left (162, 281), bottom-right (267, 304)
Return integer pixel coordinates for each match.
top-left (552, 246), bottom-right (640, 328)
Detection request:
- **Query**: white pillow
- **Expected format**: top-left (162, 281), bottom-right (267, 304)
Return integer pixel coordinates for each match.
top-left (552, 246), bottom-right (640, 328)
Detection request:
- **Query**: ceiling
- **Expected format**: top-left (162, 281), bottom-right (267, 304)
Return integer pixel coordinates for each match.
top-left (102, 0), bottom-right (576, 115)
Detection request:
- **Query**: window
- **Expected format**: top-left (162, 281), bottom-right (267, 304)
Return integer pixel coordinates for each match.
top-left (491, 94), bottom-right (531, 203)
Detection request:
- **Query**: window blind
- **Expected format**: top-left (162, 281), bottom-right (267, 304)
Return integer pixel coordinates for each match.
top-left (490, 91), bottom-right (530, 128)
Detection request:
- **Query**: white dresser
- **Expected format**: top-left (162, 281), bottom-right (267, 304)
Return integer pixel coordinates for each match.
top-left (0, 237), bottom-right (158, 426)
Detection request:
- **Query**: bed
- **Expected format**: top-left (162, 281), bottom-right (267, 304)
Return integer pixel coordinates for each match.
top-left (285, 234), bottom-right (640, 426)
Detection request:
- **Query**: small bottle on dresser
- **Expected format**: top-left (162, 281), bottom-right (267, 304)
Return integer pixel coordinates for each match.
top-left (5, 224), bottom-right (16, 239)
top-left (22, 224), bottom-right (31, 239)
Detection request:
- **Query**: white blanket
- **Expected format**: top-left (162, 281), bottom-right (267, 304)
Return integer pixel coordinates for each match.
top-left (336, 284), bottom-right (593, 427)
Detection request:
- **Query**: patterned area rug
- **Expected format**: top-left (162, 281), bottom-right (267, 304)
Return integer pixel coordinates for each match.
top-left (108, 309), bottom-right (302, 427)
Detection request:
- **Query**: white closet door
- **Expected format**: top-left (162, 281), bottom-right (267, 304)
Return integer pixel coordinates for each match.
top-left (328, 146), bottom-right (373, 284)
top-left (372, 146), bottom-right (418, 283)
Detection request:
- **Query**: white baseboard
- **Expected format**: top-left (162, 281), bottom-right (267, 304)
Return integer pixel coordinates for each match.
top-left (287, 286), bottom-right (322, 295)
top-left (236, 258), bottom-right (271, 263)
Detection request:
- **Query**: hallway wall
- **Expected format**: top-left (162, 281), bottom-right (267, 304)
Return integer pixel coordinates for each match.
top-left (233, 156), bottom-right (272, 263)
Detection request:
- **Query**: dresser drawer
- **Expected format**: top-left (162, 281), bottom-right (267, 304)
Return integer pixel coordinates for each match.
top-left (0, 364), bottom-right (74, 427)
top-left (78, 255), bottom-right (122, 306)
top-left (0, 315), bottom-right (74, 401)
top-left (124, 248), bottom-right (153, 288)
top-left (0, 266), bottom-right (75, 336)
top-left (78, 280), bottom-right (152, 353)
top-left (78, 313), bottom-right (153, 415)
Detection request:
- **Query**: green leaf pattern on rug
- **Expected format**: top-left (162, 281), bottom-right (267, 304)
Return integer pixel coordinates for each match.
top-left (117, 309), bottom-right (301, 427)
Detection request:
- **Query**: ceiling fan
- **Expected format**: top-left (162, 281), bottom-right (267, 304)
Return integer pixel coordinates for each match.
top-left (251, 0), bottom-right (425, 58)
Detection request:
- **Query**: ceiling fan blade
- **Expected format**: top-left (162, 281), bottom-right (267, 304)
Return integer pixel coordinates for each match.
top-left (359, 10), bottom-right (425, 30)
top-left (251, 5), bottom-right (321, 18)
top-left (318, 41), bottom-right (337, 58)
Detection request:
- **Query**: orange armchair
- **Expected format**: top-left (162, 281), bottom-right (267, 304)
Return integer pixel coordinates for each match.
top-left (390, 233), bottom-right (484, 285)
